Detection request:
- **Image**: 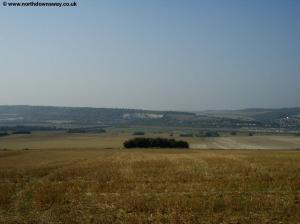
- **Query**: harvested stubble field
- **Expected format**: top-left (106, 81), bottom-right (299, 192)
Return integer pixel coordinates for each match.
top-left (0, 134), bottom-right (300, 223)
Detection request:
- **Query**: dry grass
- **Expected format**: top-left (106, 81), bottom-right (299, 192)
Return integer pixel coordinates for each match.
top-left (0, 147), bottom-right (300, 224)
top-left (0, 132), bottom-right (300, 223)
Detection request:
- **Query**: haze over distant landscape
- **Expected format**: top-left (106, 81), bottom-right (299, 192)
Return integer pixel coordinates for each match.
top-left (1, 0), bottom-right (300, 110)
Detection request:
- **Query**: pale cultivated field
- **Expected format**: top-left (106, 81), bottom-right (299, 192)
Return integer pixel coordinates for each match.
top-left (0, 132), bottom-right (300, 223)
top-left (189, 136), bottom-right (300, 150)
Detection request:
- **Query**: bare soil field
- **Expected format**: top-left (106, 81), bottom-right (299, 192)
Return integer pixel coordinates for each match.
top-left (0, 132), bottom-right (300, 223)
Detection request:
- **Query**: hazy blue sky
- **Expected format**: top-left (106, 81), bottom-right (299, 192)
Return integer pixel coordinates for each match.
top-left (0, 0), bottom-right (299, 111)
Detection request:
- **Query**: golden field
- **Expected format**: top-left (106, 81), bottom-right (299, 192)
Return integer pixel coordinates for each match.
top-left (0, 132), bottom-right (300, 223)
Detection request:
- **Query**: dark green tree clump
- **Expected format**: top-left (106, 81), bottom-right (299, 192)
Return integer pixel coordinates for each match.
top-left (12, 131), bottom-right (31, 135)
top-left (124, 137), bottom-right (189, 149)
top-left (67, 129), bottom-right (87, 133)
top-left (180, 133), bottom-right (194, 137)
top-left (133, 131), bottom-right (145, 135)
top-left (230, 131), bottom-right (237, 136)
top-left (0, 132), bottom-right (9, 137)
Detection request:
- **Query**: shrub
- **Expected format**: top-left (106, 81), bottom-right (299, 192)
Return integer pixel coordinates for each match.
top-left (67, 129), bottom-right (87, 133)
top-left (249, 132), bottom-right (254, 136)
top-left (0, 132), bottom-right (9, 137)
top-left (133, 131), bottom-right (145, 136)
top-left (92, 129), bottom-right (106, 133)
top-left (230, 131), bottom-right (237, 135)
top-left (124, 137), bottom-right (189, 149)
top-left (12, 131), bottom-right (31, 135)
top-left (180, 133), bottom-right (193, 137)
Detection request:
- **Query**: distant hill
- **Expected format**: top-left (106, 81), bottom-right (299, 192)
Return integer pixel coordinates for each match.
top-left (0, 105), bottom-right (195, 127)
top-left (199, 108), bottom-right (300, 122)
top-left (198, 108), bottom-right (300, 130)
top-left (0, 105), bottom-right (299, 130)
